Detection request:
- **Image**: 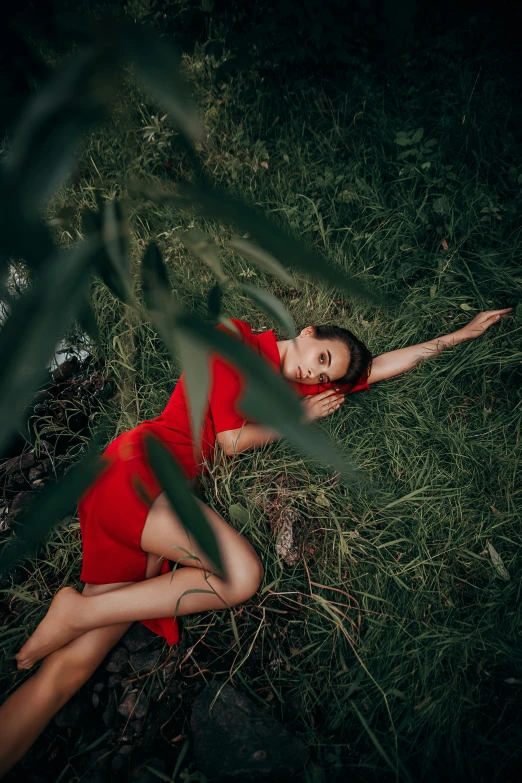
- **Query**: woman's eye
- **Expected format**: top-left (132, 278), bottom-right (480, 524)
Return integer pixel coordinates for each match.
top-left (320, 354), bottom-right (325, 364)
top-left (319, 374), bottom-right (324, 383)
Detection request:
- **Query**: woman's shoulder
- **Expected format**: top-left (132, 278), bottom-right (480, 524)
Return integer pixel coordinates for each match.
top-left (216, 318), bottom-right (253, 341)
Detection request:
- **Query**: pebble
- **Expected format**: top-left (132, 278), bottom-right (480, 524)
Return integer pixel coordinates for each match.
top-left (106, 647), bottom-right (128, 673)
top-left (129, 650), bottom-right (162, 674)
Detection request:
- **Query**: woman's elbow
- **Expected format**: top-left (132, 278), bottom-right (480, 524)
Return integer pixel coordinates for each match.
top-left (216, 430), bottom-right (241, 456)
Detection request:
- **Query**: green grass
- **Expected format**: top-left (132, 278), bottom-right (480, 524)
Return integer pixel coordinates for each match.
top-left (2, 22), bottom-right (522, 782)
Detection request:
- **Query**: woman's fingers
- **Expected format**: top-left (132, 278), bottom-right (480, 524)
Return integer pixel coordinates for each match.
top-left (464, 307), bottom-right (513, 338)
top-left (315, 388), bottom-right (342, 401)
top-left (322, 394), bottom-right (345, 416)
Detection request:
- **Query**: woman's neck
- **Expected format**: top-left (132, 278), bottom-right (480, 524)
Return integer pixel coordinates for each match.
top-left (275, 339), bottom-right (287, 368)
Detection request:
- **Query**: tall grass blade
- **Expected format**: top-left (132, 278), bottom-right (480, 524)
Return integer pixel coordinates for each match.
top-left (119, 23), bottom-right (202, 141)
top-left (240, 283), bottom-right (296, 338)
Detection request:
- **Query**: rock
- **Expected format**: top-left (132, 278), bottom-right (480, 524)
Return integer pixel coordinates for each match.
top-left (55, 697), bottom-right (88, 728)
top-left (40, 457), bottom-right (53, 475)
top-left (282, 689), bottom-right (303, 724)
top-left (102, 695), bottom-right (117, 727)
top-left (52, 356), bottom-right (79, 382)
top-left (10, 492), bottom-right (33, 512)
top-left (108, 674), bottom-right (122, 689)
top-left (118, 690), bottom-right (148, 721)
top-left (20, 452), bottom-right (36, 470)
top-left (130, 719), bottom-right (144, 735)
top-left (149, 680), bottom-right (164, 702)
top-left (2, 453), bottom-right (36, 475)
top-left (106, 647), bottom-right (128, 673)
top-left (8, 471), bottom-right (27, 488)
top-left (111, 754), bottom-right (125, 774)
top-left (130, 757), bottom-right (167, 783)
top-left (28, 467), bottom-right (43, 482)
top-left (81, 768), bottom-right (107, 783)
top-left (83, 749), bottom-right (111, 783)
top-left (190, 681), bottom-right (308, 781)
top-left (129, 650), bottom-right (162, 674)
top-left (122, 623), bottom-right (157, 653)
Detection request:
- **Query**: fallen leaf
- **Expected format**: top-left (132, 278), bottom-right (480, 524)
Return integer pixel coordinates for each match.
top-left (229, 503), bottom-right (249, 525)
top-left (441, 238), bottom-right (449, 250)
top-left (315, 493), bottom-right (330, 507)
top-left (487, 541), bottom-right (510, 581)
top-left (275, 514), bottom-right (299, 566)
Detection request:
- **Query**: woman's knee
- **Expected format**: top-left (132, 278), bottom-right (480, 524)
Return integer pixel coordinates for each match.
top-left (227, 553), bottom-right (264, 604)
top-left (38, 650), bottom-right (92, 697)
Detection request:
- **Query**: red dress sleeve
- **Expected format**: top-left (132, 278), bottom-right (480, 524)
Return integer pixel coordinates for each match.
top-left (207, 356), bottom-right (248, 434)
top-left (207, 318), bottom-right (253, 434)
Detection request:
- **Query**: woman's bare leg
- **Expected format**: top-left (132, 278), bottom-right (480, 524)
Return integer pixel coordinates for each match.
top-left (1, 491), bottom-right (246, 775)
top-left (15, 495), bottom-right (263, 669)
top-left (0, 581), bottom-right (132, 779)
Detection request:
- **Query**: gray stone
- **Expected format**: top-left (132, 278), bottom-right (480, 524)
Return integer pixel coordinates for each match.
top-left (40, 457), bottom-right (53, 475)
top-left (28, 467), bottom-right (43, 482)
top-left (10, 492), bottom-right (33, 512)
top-left (111, 754), bottom-right (125, 774)
top-left (118, 690), bottom-right (148, 721)
top-left (8, 471), bottom-right (27, 487)
top-left (149, 680), bottom-right (164, 702)
top-left (122, 623), bottom-right (157, 653)
top-left (102, 695), bottom-right (117, 727)
top-left (55, 697), bottom-right (87, 728)
top-left (130, 758), bottom-right (167, 783)
top-left (83, 749), bottom-right (111, 783)
top-left (3, 453), bottom-right (35, 475)
top-left (108, 674), bottom-right (122, 689)
top-left (106, 646), bottom-right (128, 673)
top-left (190, 681), bottom-right (308, 781)
top-left (129, 650), bottom-right (162, 674)
top-left (130, 719), bottom-right (144, 735)
top-left (19, 452), bottom-right (36, 470)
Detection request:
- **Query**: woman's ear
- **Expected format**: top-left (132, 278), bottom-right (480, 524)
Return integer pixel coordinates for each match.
top-left (299, 326), bottom-right (315, 338)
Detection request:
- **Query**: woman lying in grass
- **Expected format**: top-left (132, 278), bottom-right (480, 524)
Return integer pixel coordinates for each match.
top-left (0, 306), bottom-right (512, 777)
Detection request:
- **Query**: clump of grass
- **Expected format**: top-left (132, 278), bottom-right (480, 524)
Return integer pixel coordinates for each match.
top-left (2, 19), bottom-right (522, 782)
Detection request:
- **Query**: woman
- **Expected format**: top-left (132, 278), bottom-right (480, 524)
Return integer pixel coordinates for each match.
top-left (0, 307), bottom-right (512, 777)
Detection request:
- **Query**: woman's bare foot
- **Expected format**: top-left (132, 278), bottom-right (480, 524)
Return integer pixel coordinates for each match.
top-left (15, 587), bottom-right (85, 670)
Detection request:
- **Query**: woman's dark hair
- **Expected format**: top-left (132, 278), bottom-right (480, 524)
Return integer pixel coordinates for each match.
top-left (314, 324), bottom-right (373, 389)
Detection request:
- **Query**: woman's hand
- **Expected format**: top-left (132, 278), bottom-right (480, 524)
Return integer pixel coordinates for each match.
top-left (301, 389), bottom-right (345, 423)
top-left (459, 308), bottom-right (513, 340)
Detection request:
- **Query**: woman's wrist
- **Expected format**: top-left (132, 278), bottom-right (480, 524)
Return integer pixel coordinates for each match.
top-left (445, 328), bottom-right (472, 345)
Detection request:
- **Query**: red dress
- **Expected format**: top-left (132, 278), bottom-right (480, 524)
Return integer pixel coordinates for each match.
top-left (77, 320), bottom-right (370, 644)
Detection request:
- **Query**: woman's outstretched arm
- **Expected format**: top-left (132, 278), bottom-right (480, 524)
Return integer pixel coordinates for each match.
top-left (367, 308), bottom-right (513, 386)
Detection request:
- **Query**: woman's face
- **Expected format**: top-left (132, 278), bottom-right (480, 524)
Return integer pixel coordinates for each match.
top-left (280, 327), bottom-right (350, 385)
